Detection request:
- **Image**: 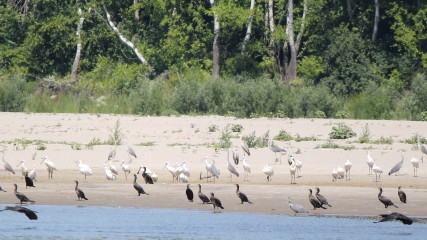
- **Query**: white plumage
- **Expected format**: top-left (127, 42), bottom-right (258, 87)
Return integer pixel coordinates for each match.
top-left (40, 156), bottom-right (57, 179)
top-left (28, 165), bottom-right (37, 180)
top-left (344, 159), bottom-right (352, 180)
top-left (367, 151), bottom-right (375, 175)
top-left (103, 164), bottom-right (116, 180)
top-left (242, 155), bottom-right (251, 181)
top-left (410, 156), bottom-right (419, 177)
top-left (178, 173), bottom-right (188, 183)
top-left (120, 160), bottom-right (131, 180)
top-left (164, 162), bottom-right (177, 182)
top-left (77, 160), bottom-right (92, 179)
top-left (332, 169), bottom-right (338, 181)
top-left (106, 159), bottom-right (119, 176)
top-left (289, 159), bottom-right (297, 184)
top-left (337, 166), bottom-right (345, 179)
top-left (262, 164), bottom-right (274, 182)
top-left (16, 160), bottom-right (28, 179)
top-left (372, 164), bottom-right (383, 182)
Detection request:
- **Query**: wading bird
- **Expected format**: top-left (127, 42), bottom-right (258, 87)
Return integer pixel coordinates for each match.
top-left (374, 212), bottom-right (413, 225)
top-left (367, 151), bottom-right (375, 175)
top-left (24, 173), bottom-right (35, 188)
top-left (344, 159), bottom-right (352, 180)
top-left (262, 164), bottom-right (274, 182)
top-left (288, 197), bottom-right (309, 215)
top-left (0, 185), bottom-right (6, 192)
top-left (75, 180), bottom-right (88, 200)
top-left (232, 147), bottom-right (239, 165)
top-left (372, 164), bottom-right (383, 182)
top-left (227, 149), bottom-right (239, 182)
top-left (105, 159), bottom-right (119, 176)
top-left (77, 160), bottom-right (92, 180)
top-left (125, 138), bottom-right (137, 163)
top-left (235, 184), bottom-right (252, 204)
top-left (289, 159), bottom-right (297, 184)
top-left (1, 205), bottom-right (38, 220)
top-left (1, 150), bottom-right (15, 177)
top-left (139, 166), bottom-right (154, 184)
top-left (417, 133), bottom-right (427, 163)
top-left (120, 160), bottom-right (131, 181)
top-left (268, 139), bottom-right (286, 164)
top-left (337, 166), bottom-right (345, 179)
top-left (14, 184), bottom-right (35, 205)
top-left (241, 140), bottom-right (250, 156)
top-left (164, 162), bottom-right (177, 182)
top-left (332, 169), bottom-right (338, 182)
top-left (103, 165), bottom-right (116, 180)
top-left (108, 141), bottom-right (117, 161)
top-left (40, 156), bottom-right (56, 179)
top-left (378, 187), bottom-right (398, 208)
top-left (388, 153), bottom-right (404, 176)
top-left (16, 160), bottom-right (28, 179)
top-left (242, 154), bottom-right (251, 181)
top-left (28, 165), bottom-right (36, 181)
top-left (411, 156), bottom-right (419, 177)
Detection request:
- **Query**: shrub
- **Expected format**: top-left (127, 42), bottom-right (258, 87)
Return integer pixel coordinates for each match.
top-left (274, 130), bottom-right (293, 141)
top-left (230, 124), bottom-right (243, 133)
top-left (0, 73), bottom-right (27, 111)
top-left (421, 111), bottom-right (427, 121)
top-left (357, 124), bottom-right (370, 143)
top-left (329, 123), bottom-right (356, 139)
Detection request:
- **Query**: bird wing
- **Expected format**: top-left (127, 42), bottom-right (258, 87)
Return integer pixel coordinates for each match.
top-left (388, 160), bottom-right (403, 175)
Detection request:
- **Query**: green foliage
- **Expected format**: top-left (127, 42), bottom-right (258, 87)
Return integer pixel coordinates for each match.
top-left (215, 126), bottom-right (232, 150)
top-left (335, 111), bottom-right (349, 119)
top-left (298, 56), bottom-right (324, 82)
top-left (371, 137), bottom-right (393, 145)
top-left (208, 125), bottom-right (219, 132)
top-left (230, 124), bottom-right (243, 133)
top-left (274, 130), bottom-right (293, 141)
top-left (421, 111), bottom-right (427, 121)
top-left (71, 142), bottom-right (82, 150)
top-left (86, 137), bottom-right (102, 150)
top-left (0, 73), bottom-right (27, 111)
top-left (108, 119), bottom-right (123, 145)
top-left (294, 134), bottom-right (319, 142)
top-left (357, 124), bottom-right (371, 143)
top-left (242, 131), bottom-right (269, 148)
top-left (329, 123), bottom-right (356, 139)
top-left (316, 139), bottom-right (355, 150)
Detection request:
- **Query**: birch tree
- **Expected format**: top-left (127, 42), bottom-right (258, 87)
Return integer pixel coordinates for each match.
top-left (71, 8), bottom-right (85, 81)
top-left (372, 0), bottom-right (379, 41)
top-left (209, 0), bottom-right (220, 78)
top-left (241, 0), bottom-right (255, 55)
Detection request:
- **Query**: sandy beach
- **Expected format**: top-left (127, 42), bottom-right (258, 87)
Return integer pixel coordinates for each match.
top-left (1, 112), bottom-right (426, 217)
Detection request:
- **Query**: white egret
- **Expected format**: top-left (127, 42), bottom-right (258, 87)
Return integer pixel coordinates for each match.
top-left (77, 160), bottom-right (92, 180)
top-left (295, 157), bottom-right (303, 177)
top-left (344, 159), bottom-right (352, 180)
top-left (262, 164), bottom-right (274, 182)
top-left (120, 160), bottom-right (131, 180)
top-left (410, 156), bottom-right (419, 177)
top-left (227, 149), bottom-right (239, 182)
top-left (367, 151), bottom-right (375, 175)
top-left (174, 163), bottom-right (184, 182)
top-left (40, 156), bottom-right (57, 179)
top-left (16, 160), bottom-right (28, 179)
top-left (372, 164), bottom-right (383, 182)
top-left (242, 154), bottom-right (251, 181)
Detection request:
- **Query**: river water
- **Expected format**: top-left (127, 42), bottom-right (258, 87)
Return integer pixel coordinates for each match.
top-left (0, 204), bottom-right (425, 239)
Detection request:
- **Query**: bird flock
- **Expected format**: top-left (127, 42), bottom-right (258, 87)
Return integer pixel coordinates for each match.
top-left (1, 132), bottom-right (426, 225)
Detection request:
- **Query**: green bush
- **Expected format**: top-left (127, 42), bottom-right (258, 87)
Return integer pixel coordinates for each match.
top-left (274, 130), bottom-right (293, 141)
top-left (329, 123), bottom-right (356, 139)
top-left (421, 111), bottom-right (427, 121)
top-left (0, 73), bottom-right (27, 111)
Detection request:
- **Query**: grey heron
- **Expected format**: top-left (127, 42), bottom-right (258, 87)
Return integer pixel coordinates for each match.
top-left (13, 184), bottom-right (35, 205)
top-left (210, 192), bottom-right (224, 210)
top-left (108, 140), bottom-right (117, 161)
top-left (197, 184), bottom-right (210, 204)
top-left (378, 187), bottom-right (398, 208)
top-left (308, 189), bottom-right (326, 209)
top-left (417, 133), bottom-right (427, 162)
top-left (288, 197), bottom-right (309, 215)
top-left (232, 147), bottom-right (239, 165)
top-left (374, 212), bottom-right (413, 225)
top-left (398, 186), bottom-right (406, 203)
top-left (315, 187), bottom-right (332, 207)
top-left (133, 174), bottom-right (149, 196)
top-left (1, 150), bottom-right (15, 176)
top-left (75, 180), bottom-right (88, 200)
top-left (227, 149), bottom-right (239, 182)
top-left (0, 185), bottom-right (6, 192)
top-left (388, 153), bottom-right (404, 176)
top-left (268, 139), bottom-right (286, 164)
top-left (186, 184), bottom-right (193, 202)
top-left (235, 184), bottom-right (252, 204)
top-left (125, 138), bottom-right (137, 162)
top-left (1, 205), bottom-right (38, 220)
top-left (241, 140), bottom-right (250, 156)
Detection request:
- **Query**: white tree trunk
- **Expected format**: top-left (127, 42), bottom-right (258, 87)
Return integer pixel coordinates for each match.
top-left (209, 0), bottom-right (220, 78)
top-left (71, 8), bottom-right (85, 81)
top-left (103, 5), bottom-right (150, 66)
top-left (134, 0), bottom-right (140, 21)
top-left (241, 0), bottom-right (256, 55)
